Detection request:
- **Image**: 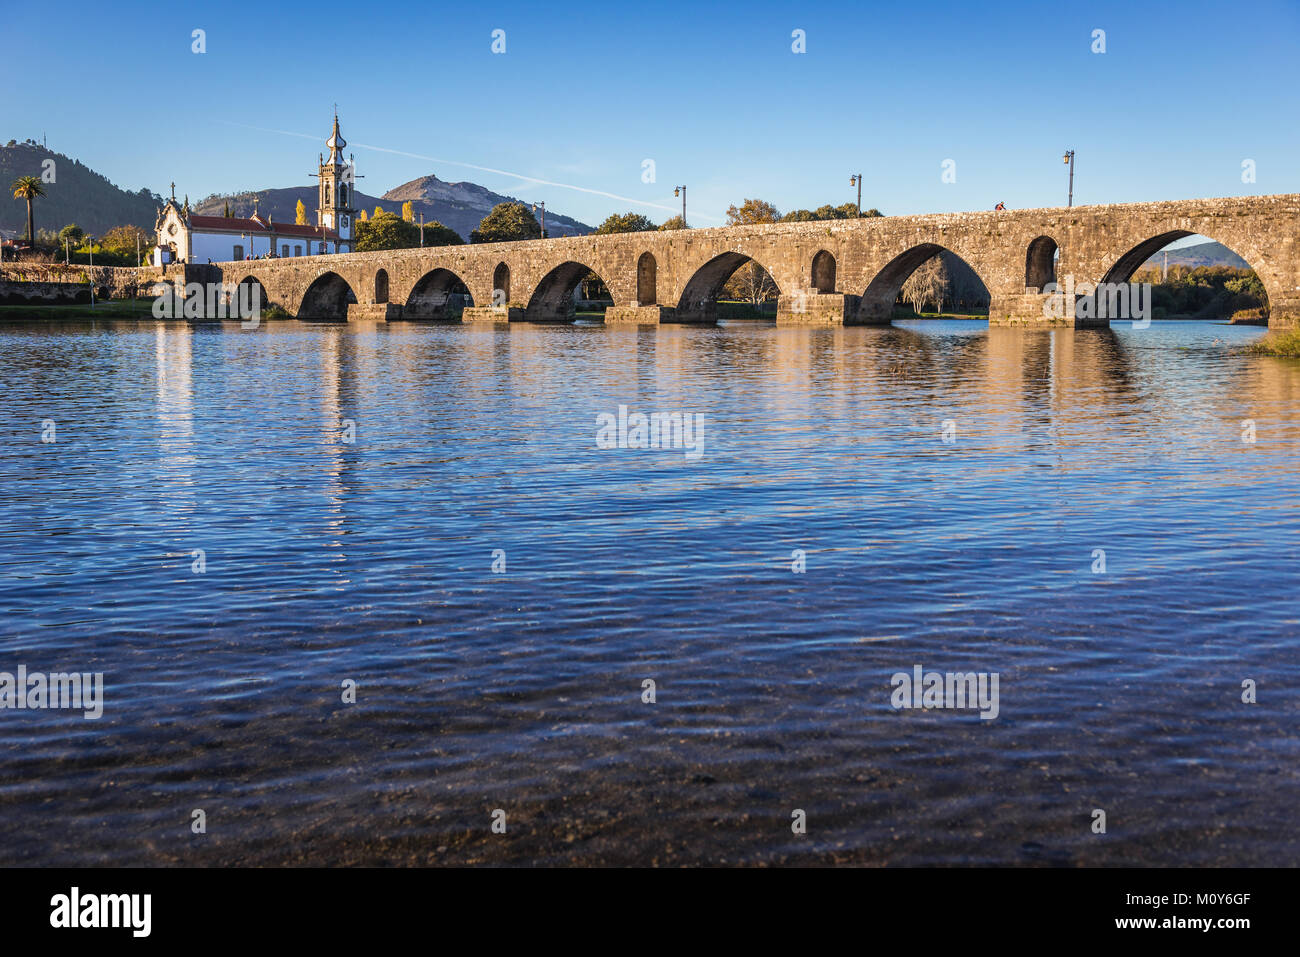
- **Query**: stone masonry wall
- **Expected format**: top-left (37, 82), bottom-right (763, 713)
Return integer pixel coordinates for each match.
top-left (184, 194), bottom-right (1300, 329)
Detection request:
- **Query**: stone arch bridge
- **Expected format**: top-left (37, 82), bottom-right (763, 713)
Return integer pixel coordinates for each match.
top-left (199, 194), bottom-right (1300, 329)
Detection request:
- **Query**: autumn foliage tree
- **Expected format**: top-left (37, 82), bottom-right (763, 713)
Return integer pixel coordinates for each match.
top-left (295, 199), bottom-right (307, 225)
top-left (101, 224), bottom-right (150, 260)
top-left (725, 198), bottom-right (780, 226)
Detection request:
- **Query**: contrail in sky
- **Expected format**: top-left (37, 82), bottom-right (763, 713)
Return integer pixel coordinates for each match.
top-left (218, 120), bottom-right (718, 221)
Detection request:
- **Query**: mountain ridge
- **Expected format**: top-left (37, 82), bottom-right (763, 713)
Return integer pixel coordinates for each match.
top-left (192, 172), bottom-right (592, 242)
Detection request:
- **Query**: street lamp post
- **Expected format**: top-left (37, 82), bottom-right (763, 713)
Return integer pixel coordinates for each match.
top-left (849, 174), bottom-right (862, 217)
top-left (1063, 150), bottom-right (1075, 207)
top-left (673, 186), bottom-right (687, 227)
top-left (419, 212), bottom-right (425, 247)
top-left (532, 201), bottom-right (546, 239)
top-left (88, 236), bottom-right (95, 309)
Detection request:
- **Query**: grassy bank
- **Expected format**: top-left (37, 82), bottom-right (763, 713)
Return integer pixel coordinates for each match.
top-left (0, 298), bottom-right (156, 319)
top-left (1245, 328), bottom-right (1300, 357)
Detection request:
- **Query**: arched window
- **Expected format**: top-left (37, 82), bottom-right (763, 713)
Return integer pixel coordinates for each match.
top-left (324, 184), bottom-right (331, 205)
top-left (636, 252), bottom-right (657, 305)
top-left (375, 269), bottom-right (389, 304)
top-left (340, 184), bottom-right (347, 207)
top-left (811, 250), bottom-right (836, 294)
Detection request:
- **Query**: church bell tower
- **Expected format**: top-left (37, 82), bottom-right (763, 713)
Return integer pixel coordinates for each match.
top-left (316, 112), bottom-right (357, 252)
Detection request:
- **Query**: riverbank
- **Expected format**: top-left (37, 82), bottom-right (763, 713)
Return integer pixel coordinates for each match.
top-left (0, 299), bottom-right (156, 319)
top-left (1245, 328), bottom-right (1300, 357)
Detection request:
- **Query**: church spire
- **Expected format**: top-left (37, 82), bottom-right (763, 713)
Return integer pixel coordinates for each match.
top-left (326, 110), bottom-right (346, 166)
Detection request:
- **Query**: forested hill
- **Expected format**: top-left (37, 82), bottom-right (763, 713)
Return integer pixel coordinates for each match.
top-left (0, 139), bottom-right (162, 237)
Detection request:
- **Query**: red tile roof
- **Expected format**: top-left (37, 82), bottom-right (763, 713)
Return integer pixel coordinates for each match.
top-left (187, 214), bottom-right (339, 240)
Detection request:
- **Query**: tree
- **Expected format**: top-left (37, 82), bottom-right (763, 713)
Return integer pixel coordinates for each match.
top-left (11, 176), bottom-right (45, 244)
top-left (223, 201), bottom-right (232, 218)
top-left (658, 215), bottom-right (686, 230)
top-left (418, 220), bottom-right (464, 247)
top-left (58, 224), bottom-right (84, 248)
top-left (373, 205), bottom-right (385, 218)
top-left (358, 209), bottom-right (368, 223)
top-left (901, 254), bottom-right (949, 314)
top-left (595, 212), bottom-right (656, 234)
top-left (355, 211), bottom-right (421, 251)
top-left (295, 199), bottom-right (307, 225)
top-left (101, 224), bottom-right (150, 260)
top-left (402, 201), bottom-right (414, 222)
top-left (781, 203), bottom-right (879, 222)
top-left (470, 201), bottom-right (541, 243)
top-left (726, 198), bottom-right (780, 226)
top-left (724, 262), bottom-right (778, 307)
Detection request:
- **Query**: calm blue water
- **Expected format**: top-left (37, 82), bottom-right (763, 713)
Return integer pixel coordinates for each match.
top-left (0, 318), bottom-right (1297, 865)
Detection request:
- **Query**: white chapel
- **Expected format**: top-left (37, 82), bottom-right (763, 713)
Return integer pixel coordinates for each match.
top-left (153, 114), bottom-right (359, 265)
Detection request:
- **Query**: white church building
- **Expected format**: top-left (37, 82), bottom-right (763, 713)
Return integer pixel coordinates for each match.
top-left (153, 114), bottom-right (359, 265)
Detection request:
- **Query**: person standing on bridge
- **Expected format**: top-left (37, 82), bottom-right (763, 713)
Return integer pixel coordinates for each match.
top-left (995, 202), bottom-right (1006, 211)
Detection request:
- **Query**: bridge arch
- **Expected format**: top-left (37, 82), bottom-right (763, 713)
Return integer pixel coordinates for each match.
top-left (637, 251), bottom-right (657, 305)
top-left (493, 262), bottom-right (511, 305)
top-left (1025, 236), bottom-right (1058, 292)
top-left (232, 275), bottom-right (269, 319)
top-left (298, 271), bottom-right (358, 320)
top-left (677, 250), bottom-right (783, 322)
top-left (526, 260), bottom-right (614, 322)
top-left (1096, 230), bottom-right (1271, 321)
top-left (811, 249), bottom-right (836, 294)
top-left (1099, 230), bottom-right (1197, 287)
top-left (859, 243), bottom-right (990, 322)
top-left (404, 267), bottom-right (474, 320)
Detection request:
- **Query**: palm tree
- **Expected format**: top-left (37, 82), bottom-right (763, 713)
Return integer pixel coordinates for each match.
top-left (11, 176), bottom-right (46, 245)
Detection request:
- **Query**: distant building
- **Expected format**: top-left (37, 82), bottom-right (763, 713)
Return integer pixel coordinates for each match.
top-left (152, 114), bottom-right (358, 265)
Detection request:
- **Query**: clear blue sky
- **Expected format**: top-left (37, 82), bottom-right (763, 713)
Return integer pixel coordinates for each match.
top-left (3, 0), bottom-right (1297, 227)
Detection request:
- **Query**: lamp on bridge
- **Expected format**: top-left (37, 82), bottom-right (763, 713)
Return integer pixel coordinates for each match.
top-left (849, 174), bottom-right (862, 218)
top-left (1063, 150), bottom-right (1075, 207)
top-left (532, 201), bottom-right (546, 239)
top-left (673, 186), bottom-right (687, 228)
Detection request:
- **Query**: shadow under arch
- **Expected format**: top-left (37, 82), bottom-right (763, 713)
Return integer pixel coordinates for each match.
top-left (1025, 235), bottom-right (1059, 291)
top-left (859, 243), bottom-right (990, 322)
top-left (637, 251), bottom-right (657, 305)
top-left (230, 275), bottom-right (269, 320)
top-left (493, 262), bottom-right (511, 304)
top-left (526, 260), bottom-right (613, 322)
top-left (404, 267), bottom-right (474, 320)
top-left (811, 249), bottom-right (836, 293)
top-left (298, 271), bottom-right (358, 321)
top-left (676, 250), bottom-right (783, 323)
